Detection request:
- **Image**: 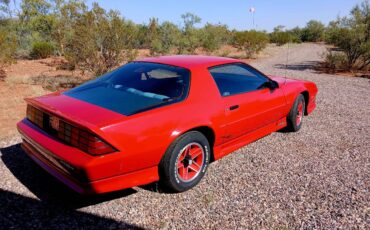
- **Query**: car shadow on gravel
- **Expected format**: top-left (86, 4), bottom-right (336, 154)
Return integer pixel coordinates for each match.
top-left (274, 61), bottom-right (321, 72)
top-left (0, 144), bottom-right (138, 210)
top-left (0, 189), bottom-right (143, 229)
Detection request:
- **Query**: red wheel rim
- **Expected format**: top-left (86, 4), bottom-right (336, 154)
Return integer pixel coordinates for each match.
top-left (177, 143), bottom-right (204, 182)
top-left (296, 100), bottom-right (304, 126)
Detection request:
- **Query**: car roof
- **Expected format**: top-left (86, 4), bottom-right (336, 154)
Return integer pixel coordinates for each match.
top-left (137, 55), bottom-right (240, 69)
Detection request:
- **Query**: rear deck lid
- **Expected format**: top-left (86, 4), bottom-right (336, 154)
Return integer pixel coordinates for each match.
top-left (27, 92), bottom-right (126, 128)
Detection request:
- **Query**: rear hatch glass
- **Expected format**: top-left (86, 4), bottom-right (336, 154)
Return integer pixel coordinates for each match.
top-left (64, 62), bottom-right (190, 116)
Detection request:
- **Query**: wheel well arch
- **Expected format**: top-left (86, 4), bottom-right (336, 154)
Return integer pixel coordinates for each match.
top-left (301, 90), bottom-right (309, 115)
top-left (186, 126), bottom-right (216, 162)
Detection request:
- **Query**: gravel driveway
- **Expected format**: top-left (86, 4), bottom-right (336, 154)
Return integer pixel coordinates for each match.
top-left (0, 43), bottom-right (369, 229)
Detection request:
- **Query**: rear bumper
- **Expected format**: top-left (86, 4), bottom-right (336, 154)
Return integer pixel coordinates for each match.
top-left (17, 119), bottom-right (158, 194)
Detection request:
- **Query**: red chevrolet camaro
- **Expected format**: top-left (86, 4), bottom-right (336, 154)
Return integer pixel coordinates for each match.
top-left (17, 56), bottom-right (317, 194)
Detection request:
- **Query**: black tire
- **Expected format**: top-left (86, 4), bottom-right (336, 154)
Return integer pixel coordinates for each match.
top-left (159, 131), bottom-right (210, 192)
top-left (286, 94), bottom-right (306, 132)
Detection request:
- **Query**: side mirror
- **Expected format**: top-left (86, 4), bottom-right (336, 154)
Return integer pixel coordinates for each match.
top-left (264, 80), bottom-right (279, 90)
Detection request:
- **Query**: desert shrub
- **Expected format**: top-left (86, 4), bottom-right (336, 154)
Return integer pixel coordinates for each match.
top-left (270, 32), bottom-right (290, 46)
top-left (301, 20), bottom-right (325, 42)
top-left (150, 39), bottom-right (165, 55)
top-left (321, 50), bottom-right (348, 72)
top-left (233, 30), bottom-right (269, 58)
top-left (133, 24), bottom-right (150, 48)
top-left (325, 0), bottom-right (369, 70)
top-left (177, 13), bottom-right (202, 54)
top-left (65, 3), bottom-right (137, 76)
top-left (150, 21), bottom-right (180, 55)
top-left (270, 27), bottom-right (291, 46)
top-left (51, 0), bottom-right (87, 55)
top-left (17, 0), bottom-right (56, 52)
top-left (287, 27), bottom-right (303, 43)
top-left (30, 41), bottom-right (54, 59)
top-left (0, 28), bottom-right (16, 80)
top-left (200, 23), bottom-right (230, 53)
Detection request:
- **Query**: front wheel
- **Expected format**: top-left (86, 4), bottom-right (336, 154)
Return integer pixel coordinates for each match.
top-left (286, 94), bottom-right (305, 132)
top-left (159, 131), bottom-right (210, 192)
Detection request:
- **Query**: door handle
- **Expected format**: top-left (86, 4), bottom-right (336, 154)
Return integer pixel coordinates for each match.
top-left (229, 105), bottom-right (239, 111)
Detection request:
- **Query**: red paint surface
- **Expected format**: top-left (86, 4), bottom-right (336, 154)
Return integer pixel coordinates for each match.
top-left (17, 56), bottom-right (318, 194)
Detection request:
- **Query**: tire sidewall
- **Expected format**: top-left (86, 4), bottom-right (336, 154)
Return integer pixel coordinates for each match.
top-left (169, 132), bottom-right (210, 192)
top-left (290, 94), bottom-right (306, 131)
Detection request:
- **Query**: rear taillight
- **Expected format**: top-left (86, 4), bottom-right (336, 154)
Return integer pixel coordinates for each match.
top-left (26, 105), bottom-right (115, 155)
top-left (58, 121), bottom-right (115, 156)
top-left (27, 105), bottom-right (44, 128)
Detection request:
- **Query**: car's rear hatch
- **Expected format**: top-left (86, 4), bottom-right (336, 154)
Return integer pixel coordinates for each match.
top-left (25, 92), bottom-right (128, 150)
top-left (26, 91), bottom-right (126, 129)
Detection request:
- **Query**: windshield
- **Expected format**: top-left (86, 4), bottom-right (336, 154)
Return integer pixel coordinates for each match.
top-left (64, 62), bottom-right (190, 115)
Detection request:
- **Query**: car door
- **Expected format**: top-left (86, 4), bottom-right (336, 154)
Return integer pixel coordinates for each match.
top-left (208, 63), bottom-right (286, 140)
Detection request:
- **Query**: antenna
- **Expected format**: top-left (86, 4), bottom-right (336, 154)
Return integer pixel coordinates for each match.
top-left (284, 42), bottom-right (290, 84)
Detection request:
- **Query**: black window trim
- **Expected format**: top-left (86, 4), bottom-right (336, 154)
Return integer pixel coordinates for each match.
top-left (207, 62), bottom-right (273, 97)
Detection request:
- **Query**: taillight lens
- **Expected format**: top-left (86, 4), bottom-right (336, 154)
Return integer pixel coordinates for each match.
top-left (26, 105), bottom-right (115, 156)
top-left (58, 121), bottom-right (115, 156)
top-left (27, 105), bottom-right (44, 128)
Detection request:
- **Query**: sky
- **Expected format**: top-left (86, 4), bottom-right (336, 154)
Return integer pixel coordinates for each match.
top-left (86, 0), bottom-right (363, 32)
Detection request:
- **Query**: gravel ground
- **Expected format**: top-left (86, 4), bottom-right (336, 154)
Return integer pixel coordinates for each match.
top-left (0, 43), bottom-right (369, 229)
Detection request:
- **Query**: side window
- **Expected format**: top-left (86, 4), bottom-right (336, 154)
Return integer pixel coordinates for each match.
top-left (209, 63), bottom-right (268, 96)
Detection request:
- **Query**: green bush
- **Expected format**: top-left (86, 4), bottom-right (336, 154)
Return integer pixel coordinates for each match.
top-left (301, 20), bottom-right (325, 42)
top-left (200, 23), bottom-right (230, 53)
top-left (287, 27), bottom-right (303, 43)
top-left (0, 29), bottom-right (16, 80)
top-left (31, 41), bottom-right (54, 59)
top-left (233, 30), bottom-right (269, 58)
top-left (177, 13), bottom-right (202, 54)
top-left (325, 0), bottom-right (369, 70)
top-left (65, 3), bottom-right (137, 75)
top-left (270, 31), bottom-right (291, 46)
top-left (149, 21), bottom-right (180, 55)
top-left (321, 50), bottom-right (348, 72)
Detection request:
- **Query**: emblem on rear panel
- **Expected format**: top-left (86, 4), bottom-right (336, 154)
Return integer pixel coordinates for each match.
top-left (49, 116), bottom-right (60, 130)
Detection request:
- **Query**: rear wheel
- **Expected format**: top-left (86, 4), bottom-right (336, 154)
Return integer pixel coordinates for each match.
top-left (286, 94), bottom-right (305, 132)
top-left (159, 131), bottom-right (210, 192)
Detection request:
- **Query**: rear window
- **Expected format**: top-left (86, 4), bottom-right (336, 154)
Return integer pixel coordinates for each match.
top-left (64, 62), bottom-right (190, 115)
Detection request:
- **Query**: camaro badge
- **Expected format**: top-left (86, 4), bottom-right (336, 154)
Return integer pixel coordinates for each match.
top-left (49, 116), bottom-right (60, 130)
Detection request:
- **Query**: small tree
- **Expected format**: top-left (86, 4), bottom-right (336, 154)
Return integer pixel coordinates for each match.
top-left (200, 23), bottom-right (230, 53)
top-left (178, 13), bottom-right (201, 54)
top-left (150, 21), bottom-right (181, 55)
top-left (270, 26), bottom-right (291, 46)
top-left (287, 26), bottom-right (303, 43)
top-left (325, 0), bottom-right (369, 70)
top-left (0, 29), bottom-right (16, 79)
top-left (18, 0), bottom-right (56, 50)
top-left (65, 3), bottom-right (137, 75)
top-left (233, 30), bottom-right (269, 58)
top-left (51, 0), bottom-right (87, 55)
top-left (301, 20), bottom-right (325, 42)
